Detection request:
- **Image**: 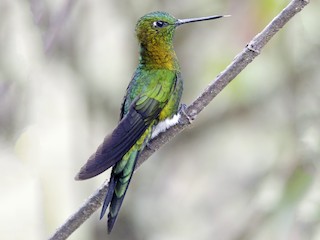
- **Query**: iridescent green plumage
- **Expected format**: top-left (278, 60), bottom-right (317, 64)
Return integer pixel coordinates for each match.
top-left (76, 11), bottom-right (227, 233)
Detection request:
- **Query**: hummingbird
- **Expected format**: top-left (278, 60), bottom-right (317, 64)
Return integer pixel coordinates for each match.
top-left (75, 11), bottom-right (228, 233)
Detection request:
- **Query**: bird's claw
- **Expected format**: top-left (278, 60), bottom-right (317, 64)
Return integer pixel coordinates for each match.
top-left (178, 103), bottom-right (194, 124)
top-left (179, 103), bottom-right (187, 113)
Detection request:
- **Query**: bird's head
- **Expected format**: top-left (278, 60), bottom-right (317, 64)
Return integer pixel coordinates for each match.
top-left (135, 11), bottom-right (229, 69)
top-left (136, 11), bottom-right (229, 46)
top-left (135, 12), bottom-right (177, 47)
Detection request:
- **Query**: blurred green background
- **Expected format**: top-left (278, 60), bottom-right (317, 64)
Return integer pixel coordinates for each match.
top-left (0, 0), bottom-right (319, 239)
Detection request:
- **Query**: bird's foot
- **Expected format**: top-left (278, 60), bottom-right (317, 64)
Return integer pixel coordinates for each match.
top-left (179, 103), bottom-right (187, 113)
top-left (178, 103), bottom-right (194, 125)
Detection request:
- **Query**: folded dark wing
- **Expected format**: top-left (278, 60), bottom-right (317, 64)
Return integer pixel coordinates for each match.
top-left (75, 96), bottom-right (163, 180)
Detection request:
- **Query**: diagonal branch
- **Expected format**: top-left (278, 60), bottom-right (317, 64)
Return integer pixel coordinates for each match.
top-left (48, 0), bottom-right (310, 239)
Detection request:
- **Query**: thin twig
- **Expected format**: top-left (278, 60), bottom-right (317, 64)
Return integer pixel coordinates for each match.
top-left (48, 0), bottom-right (310, 239)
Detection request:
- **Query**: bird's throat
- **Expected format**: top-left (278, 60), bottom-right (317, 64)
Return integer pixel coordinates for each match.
top-left (139, 43), bottom-right (179, 71)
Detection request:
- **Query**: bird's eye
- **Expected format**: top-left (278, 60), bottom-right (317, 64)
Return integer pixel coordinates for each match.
top-left (153, 21), bottom-right (168, 28)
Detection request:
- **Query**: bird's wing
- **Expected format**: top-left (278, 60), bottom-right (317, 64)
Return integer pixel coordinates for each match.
top-left (75, 94), bottom-right (164, 180)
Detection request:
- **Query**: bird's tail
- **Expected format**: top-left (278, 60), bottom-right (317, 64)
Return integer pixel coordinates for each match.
top-left (100, 149), bottom-right (139, 233)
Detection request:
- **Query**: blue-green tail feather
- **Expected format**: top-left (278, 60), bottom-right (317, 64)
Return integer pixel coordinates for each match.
top-left (100, 176), bottom-right (115, 220)
top-left (100, 150), bottom-right (139, 233)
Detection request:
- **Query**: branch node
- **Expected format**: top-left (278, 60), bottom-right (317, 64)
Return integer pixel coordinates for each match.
top-left (246, 43), bottom-right (260, 54)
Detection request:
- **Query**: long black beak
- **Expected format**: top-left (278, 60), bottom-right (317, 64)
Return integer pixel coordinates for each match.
top-left (175, 15), bottom-right (230, 26)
